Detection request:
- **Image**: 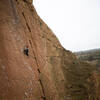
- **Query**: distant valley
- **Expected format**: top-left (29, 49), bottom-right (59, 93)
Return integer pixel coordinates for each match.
top-left (75, 48), bottom-right (100, 67)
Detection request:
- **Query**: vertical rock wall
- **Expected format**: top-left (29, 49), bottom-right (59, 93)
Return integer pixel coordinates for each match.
top-left (0, 0), bottom-right (100, 100)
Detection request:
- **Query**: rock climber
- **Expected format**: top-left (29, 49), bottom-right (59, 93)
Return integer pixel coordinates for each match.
top-left (23, 45), bottom-right (29, 56)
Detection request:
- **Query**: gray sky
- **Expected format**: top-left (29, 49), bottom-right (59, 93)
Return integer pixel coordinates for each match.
top-left (34, 0), bottom-right (100, 52)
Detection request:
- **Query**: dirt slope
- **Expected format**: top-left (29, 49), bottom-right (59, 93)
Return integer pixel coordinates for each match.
top-left (0, 0), bottom-right (100, 100)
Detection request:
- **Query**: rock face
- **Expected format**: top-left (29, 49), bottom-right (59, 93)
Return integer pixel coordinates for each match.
top-left (75, 49), bottom-right (100, 100)
top-left (0, 0), bottom-right (100, 100)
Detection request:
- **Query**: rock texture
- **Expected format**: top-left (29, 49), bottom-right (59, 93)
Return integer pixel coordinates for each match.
top-left (0, 0), bottom-right (100, 100)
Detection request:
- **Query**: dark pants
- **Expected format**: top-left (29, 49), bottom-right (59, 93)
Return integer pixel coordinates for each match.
top-left (24, 49), bottom-right (29, 56)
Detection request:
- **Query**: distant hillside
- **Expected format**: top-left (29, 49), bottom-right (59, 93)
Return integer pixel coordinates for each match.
top-left (75, 48), bottom-right (100, 67)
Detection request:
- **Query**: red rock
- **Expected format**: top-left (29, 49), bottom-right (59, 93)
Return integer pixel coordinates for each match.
top-left (0, 0), bottom-right (100, 100)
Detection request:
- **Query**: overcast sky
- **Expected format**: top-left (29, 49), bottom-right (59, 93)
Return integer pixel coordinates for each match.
top-left (34, 0), bottom-right (100, 52)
